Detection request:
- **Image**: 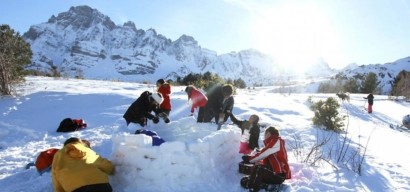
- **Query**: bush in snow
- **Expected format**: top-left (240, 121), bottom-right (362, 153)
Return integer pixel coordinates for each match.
top-left (310, 97), bottom-right (345, 131)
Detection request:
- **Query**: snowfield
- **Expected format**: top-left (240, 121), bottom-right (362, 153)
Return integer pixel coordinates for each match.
top-left (0, 76), bottom-right (409, 192)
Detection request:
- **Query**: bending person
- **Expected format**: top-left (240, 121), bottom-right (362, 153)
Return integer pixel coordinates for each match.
top-left (185, 85), bottom-right (208, 122)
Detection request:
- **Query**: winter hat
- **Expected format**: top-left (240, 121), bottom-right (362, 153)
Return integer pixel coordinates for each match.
top-left (151, 92), bottom-right (164, 104)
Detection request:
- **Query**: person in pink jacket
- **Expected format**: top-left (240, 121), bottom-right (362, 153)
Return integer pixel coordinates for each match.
top-left (185, 85), bottom-right (208, 122)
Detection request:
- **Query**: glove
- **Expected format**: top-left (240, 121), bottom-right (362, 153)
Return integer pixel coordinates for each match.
top-left (152, 117), bottom-right (159, 124)
top-left (164, 117), bottom-right (170, 123)
top-left (242, 155), bottom-right (251, 163)
top-left (189, 113), bottom-right (194, 116)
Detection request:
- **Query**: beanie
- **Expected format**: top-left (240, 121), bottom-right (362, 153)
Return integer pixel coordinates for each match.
top-left (151, 92), bottom-right (164, 104)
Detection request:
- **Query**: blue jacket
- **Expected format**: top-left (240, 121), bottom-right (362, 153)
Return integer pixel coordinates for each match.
top-left (135, 129), bottom-right (165, 146)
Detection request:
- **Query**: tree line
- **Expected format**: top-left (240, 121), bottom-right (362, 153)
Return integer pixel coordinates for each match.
top-left (176, 71), bottom-right (247, 92)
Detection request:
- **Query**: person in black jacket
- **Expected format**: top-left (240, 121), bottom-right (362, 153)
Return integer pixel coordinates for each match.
top-left (364, 93), bottom-right (374, 113)
top-left (230, 113), bottom-right (260, 154)
top-left (200, 84), bottom-right (234, 124)
top-left (123, 91), bottom-right (169, 128)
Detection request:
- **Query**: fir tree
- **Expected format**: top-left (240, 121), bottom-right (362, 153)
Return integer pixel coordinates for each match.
top-left (0, 25), bottom-right (32, 95)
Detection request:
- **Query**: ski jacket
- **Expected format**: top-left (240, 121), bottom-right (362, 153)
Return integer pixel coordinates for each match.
top-left (52, 142), bottom-right (114, 192)
top-left (206, 86), bottom-right (225, 113)
top-left (135, 129), bottom-right (165, 146)
top-left (123, 91), bottom-right (161, 125)
top-left (221, 96), bottom-right (234, 116)
top-left (189, 88), bottom-right (208, 113)
top-left (366, 94), bottom-right (374, 105)
top-left (157, 83), bottom-right (171, 111)
top-left (230, 114), bottom-right (260, 150)
top-left (249, 135), bottom-right (291, 179)
top-left (206, 86), bottom-right (234, 121)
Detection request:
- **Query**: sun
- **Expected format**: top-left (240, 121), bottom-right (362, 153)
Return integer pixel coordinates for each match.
top-left (250, 2), bottom-right (337, 74)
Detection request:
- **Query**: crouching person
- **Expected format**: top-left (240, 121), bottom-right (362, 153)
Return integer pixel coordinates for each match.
top-left (123, 91), bottom-right (169, 130)
top-left (52, 137), bottom-right (115, 192)
top-left (241, 127), bottom-right (291, 192)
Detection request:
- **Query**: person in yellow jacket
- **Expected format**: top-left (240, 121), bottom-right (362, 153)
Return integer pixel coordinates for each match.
top-left (52, 137), bottom-right (115, 192)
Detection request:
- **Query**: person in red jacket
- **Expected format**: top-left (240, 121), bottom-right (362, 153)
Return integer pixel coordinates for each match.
top-left (185, 85), bottom-right (208, 122)
top-left (156, 79), bottom-right (172, 117)
top-left (241, 126), bottom-right (291, 191)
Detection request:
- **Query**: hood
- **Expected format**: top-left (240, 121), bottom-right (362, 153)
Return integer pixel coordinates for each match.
top-left (64, 142), bottom-right (88, 159)
top-left (263, 135), bottom-right (279, 145)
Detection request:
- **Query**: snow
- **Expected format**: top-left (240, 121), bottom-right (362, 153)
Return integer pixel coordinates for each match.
top-left (1, 76), bottom-right (410, 191)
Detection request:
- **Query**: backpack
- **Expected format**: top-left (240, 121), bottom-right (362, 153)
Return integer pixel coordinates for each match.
top-left (35, 148), bottom-right (59, 174)
top-left (57, 118), bottom-right (87, 132)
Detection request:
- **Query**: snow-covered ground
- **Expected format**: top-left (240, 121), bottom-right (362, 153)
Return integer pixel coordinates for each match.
top-left (0, 76), bottom-right (409, 192)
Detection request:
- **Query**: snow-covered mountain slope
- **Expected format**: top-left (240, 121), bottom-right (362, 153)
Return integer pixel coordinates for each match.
top-left (335, 56), bottom-right (410, 94)
top-left (23, 5), bottom-right (334, 85)
top-left (0, 76), bottom-right (410, 191)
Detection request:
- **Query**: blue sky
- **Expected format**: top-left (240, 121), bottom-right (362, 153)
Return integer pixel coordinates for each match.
top-left (1, 0), bottom-right (410, 69)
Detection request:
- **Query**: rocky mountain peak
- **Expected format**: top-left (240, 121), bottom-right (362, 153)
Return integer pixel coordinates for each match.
top-left (123, 21), bottom-right (137, 30)
top-left (175, 34), bottom-right (197, 44)
top-left (47, 5), bottom-right (115, 30)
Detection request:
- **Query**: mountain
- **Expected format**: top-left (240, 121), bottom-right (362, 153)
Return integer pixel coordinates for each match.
top-left (335, 56), bottom-right (410, 94)
top-left (23, 5), bottom-right (334, 85)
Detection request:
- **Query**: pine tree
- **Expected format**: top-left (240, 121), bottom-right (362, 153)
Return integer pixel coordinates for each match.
top-left (233, 78), bottom-right (246, 89)
top-left (343, 78), bottom-right (359, 93)
top-left (360, 72), bottom-right (379, 94)
top-left (391, 70), bottom-right (410, 98)
top-left (0, 25), bottom-right (32, 95)
top-left (310, 97), bottom-right (345, 131)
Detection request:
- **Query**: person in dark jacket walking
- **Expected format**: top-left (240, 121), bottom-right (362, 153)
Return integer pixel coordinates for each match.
top-left (200, 84), bottom-right (234, 124)
top-left (364, 93), bottom-right (374, 113)
top-left (230, 113), bottom-right (260, 154)
top-left (123, 91), bottom-right (169, 128)
top-left (185, 85), bottom-right (208, 122)
top-left (156, 79), bottom-right (171, 116)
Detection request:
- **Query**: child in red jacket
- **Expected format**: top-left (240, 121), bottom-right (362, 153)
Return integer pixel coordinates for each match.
top-left (156, 79), bottom-right (171, 117)
top-left (241, 126), bottom-right (291, 191)
top-left (185, 85), bottom-right (208, 122)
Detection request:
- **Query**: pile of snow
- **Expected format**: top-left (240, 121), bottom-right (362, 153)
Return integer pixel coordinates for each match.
top-left (111, 128), bottom-right (242, 192)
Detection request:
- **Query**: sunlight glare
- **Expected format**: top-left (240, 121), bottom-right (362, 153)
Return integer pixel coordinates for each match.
top-left (251, 2), bottom-right (339, 74)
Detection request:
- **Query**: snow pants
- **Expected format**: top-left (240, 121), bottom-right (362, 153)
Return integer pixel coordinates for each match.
top-left (73, 183), bottom-right (113, 192)
top-left (242, 164), bottom-right (285, 190)
top-left (368, 104), bottom-right (373, 113)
